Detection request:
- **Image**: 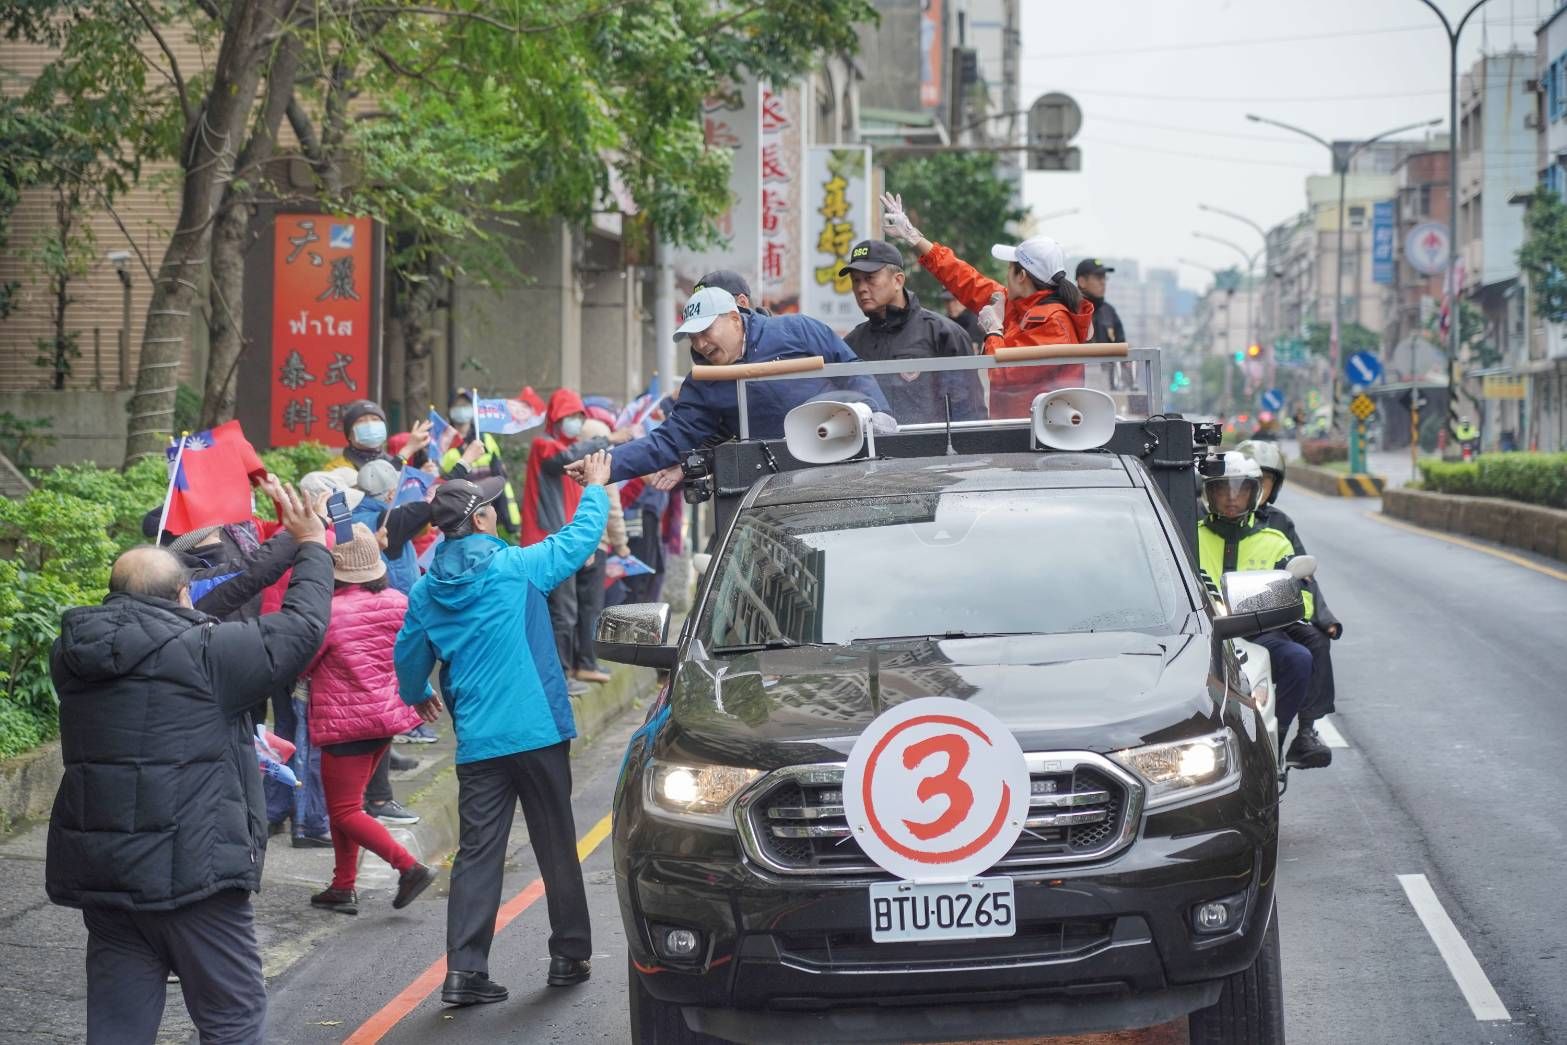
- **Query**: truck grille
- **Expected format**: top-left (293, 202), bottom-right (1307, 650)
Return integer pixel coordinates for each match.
top-left (737, 753), bottom-right (1142, 877)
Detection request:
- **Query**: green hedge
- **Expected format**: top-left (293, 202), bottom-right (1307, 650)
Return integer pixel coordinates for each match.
top-left (1418, 453), bottom-right (1567, 510)
top-left (0, 443), bottom-right (333, 760)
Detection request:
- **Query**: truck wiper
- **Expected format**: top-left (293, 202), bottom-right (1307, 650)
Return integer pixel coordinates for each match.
top-left (709, 638), bottom-right (822, 654)
top-left (850, 630), bottom-right (1037, 643)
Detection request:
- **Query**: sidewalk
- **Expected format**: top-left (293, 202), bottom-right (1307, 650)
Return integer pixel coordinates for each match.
top-left (0, 665), bottom-right (653, 1045)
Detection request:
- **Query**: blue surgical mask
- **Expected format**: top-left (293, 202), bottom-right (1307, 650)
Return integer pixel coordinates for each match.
top-left (450, 405), bottom-right (474, 424)
top-left (561, 416), bottom-right (584, 438)
top-left (353, 420), bottom-right (387, 449)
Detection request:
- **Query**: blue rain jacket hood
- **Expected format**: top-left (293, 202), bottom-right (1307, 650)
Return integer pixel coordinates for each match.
top-left (394, 486), bottom-right (608, 764)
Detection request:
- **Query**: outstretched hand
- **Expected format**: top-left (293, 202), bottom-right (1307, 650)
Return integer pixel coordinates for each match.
top-left (879, 191), bottom-right (923, 246)
top-left (579, 450), bottom-right (612, 487)
top-left (277, 483), bottom-right (326, 545)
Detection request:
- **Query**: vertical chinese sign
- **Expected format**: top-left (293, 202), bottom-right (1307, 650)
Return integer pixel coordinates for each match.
top-left (920, 0), bottom-right (944, 110)
top-left (802, 146), bottom-right (872, 335)
top-left (760, 81), bottom-right (803, 314)
top-left (270, 214), bottom-right (374, 447)
top-left (1371, 200), bottom-right (1394, 286)
top-left (670, 82), bottom-right (761, 310)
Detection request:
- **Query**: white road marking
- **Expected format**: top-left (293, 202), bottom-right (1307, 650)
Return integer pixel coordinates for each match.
top-left (1397, 873), bottom-right (1512, 1021)
top-left (1315, 718), bottom-right (1349, 748)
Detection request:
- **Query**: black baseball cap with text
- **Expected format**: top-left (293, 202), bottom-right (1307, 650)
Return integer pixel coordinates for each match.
top-left (431, 477), bottom-right (505, 536)
top-left (839, 240), bottom-right (905, 276)
top-left (1075, 258), bottom-right (1115, 278)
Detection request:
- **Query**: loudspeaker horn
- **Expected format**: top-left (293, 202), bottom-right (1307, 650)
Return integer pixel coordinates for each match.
top-left (1030, 387), bottom-right (1116, 451)
top-left (783, 400), bottom-right (877, 464)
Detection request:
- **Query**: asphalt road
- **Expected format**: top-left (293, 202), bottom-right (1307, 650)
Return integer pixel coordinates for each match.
top-left (23, 486), bottom-right (1563, 1044)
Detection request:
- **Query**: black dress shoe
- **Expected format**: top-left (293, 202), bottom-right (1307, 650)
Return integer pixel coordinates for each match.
top-left (292, 833), bottom-right (333, 849)
top-left (442, 970), bottom-right (508, 1006)
top-left (547, 956), bottom-right (591, 987)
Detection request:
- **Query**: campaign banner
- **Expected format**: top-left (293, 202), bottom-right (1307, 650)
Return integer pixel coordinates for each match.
top-left (271, 214), bottom-right (375, 447)
top-left (1372, 201), bottom-right (1395, 285)
top-left (802, 146), bottom-right (873, 335)
top-left (670, 80), bottom-right (762, 312)
top-left (760, 81), bottom-right (804, 314)
top-left (920, 0), bottom-right (944, 110)
top-left (474, 393), bottom-right (545, 436)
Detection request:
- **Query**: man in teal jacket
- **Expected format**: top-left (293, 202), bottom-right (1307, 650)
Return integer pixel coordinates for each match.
top-left (395, 451), bottom-right (612, 1006)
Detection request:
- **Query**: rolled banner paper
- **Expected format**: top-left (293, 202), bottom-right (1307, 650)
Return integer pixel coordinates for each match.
top-left (992, 342), bottom-right (1130, 363)
top-left (688, 356), bottom-right (826, 382)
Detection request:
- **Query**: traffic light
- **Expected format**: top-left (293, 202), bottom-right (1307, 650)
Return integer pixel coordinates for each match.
top-left (1247, 344), bottom-right (1261, 358)
top-left (1168, 369), bottom-right (1191, 394)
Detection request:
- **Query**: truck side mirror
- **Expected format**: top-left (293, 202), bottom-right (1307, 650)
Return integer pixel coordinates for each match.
top-left (1211, 569), bottom-right (1305, 641)
top-left (596, 602), bottom-right (678, 669)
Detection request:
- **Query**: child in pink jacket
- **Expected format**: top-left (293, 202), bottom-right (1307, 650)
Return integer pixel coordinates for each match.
top-left (306, 524), bottom-right (437, 915)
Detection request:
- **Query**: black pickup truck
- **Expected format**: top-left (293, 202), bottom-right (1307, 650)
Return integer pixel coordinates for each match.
top-left (599, 410), bottom-right (1300, 1045)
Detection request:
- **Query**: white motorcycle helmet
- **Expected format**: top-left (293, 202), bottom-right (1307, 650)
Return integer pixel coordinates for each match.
top-left (1235, 440), bottom-right (1286, 504)
top-left (1202, 451), bottom-right (1264, 522)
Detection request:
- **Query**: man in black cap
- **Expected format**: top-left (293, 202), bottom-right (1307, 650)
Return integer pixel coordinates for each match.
top-left (840, 239), bottom-right (986, 423)
top-left (694, 269), bottom-right (770, 315)
top-left (396, 454), bottom-right (612, 1004)
top-left (1075, 259), bottom-right (1126, 344)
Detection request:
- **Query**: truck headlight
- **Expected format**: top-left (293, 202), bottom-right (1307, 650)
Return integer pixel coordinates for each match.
top-left (645, 760), bottom-right (760, 828)
top-left (1112, 729), bottom-right (1241, 809)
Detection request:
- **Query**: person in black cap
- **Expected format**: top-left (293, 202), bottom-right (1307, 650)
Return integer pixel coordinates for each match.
top-left (395, 454), bottom-right (612, 1004)
top-left (1075, 259), bottom-right (1126, 344)
top-left (694, 270), bottom-right (770, 315)
top-left (840, 240), bottom-right (986, 423)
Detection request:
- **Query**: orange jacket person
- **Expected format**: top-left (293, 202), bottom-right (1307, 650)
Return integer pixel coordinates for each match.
top-left (880, 191), bottom-right (1094, 418)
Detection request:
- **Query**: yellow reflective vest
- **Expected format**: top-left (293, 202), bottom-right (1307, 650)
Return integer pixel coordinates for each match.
top-left (1197, 514), bottom-right (1314, 622)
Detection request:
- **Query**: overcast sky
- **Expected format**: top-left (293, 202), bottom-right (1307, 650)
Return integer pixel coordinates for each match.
top-left (1018, 0), bottom-right (1545, 290)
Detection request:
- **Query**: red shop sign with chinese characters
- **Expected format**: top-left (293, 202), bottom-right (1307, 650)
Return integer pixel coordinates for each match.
top-left (270, 214), bottom-right (373, 447)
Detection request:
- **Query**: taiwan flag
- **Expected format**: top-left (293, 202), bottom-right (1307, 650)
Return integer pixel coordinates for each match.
top-left (163, 420), bottom-right (267, 534)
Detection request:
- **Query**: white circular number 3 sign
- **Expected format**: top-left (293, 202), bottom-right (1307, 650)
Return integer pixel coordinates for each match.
top-left (843, 697), bottom-right (1031, 882)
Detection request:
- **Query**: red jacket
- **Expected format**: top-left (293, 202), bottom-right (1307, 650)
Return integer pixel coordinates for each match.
top-left (521, 388), bottom-right (594, 547)
top-left (305, 585), bottom-right (423, 746)
top-left (920, 242), bottom-right (1094, 417)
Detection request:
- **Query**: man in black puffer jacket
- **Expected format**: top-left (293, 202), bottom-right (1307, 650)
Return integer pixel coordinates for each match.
top-left (46, 485), bottom-right (331, 1045)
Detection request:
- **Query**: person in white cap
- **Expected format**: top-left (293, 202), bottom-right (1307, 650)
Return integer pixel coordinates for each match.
top-left (879, 192), bottom-right (1094, 417)
top-left (589, 284), bottom-right (887, 483)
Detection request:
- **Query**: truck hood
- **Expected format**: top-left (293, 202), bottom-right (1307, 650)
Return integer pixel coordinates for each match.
top-left (658, 632), bottom-right (1222, 771)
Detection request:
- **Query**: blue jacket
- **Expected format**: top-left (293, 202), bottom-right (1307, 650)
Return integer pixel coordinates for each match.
top-left (394, 486), bottom-right (609, 764)
top-left (350, 499), bottom-right (420, 595)
top-left (610, 311), bottom-right (888, 481)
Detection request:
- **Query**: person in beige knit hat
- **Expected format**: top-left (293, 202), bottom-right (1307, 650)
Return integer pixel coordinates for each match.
top-left (302, 524), bottom-right (436, 916)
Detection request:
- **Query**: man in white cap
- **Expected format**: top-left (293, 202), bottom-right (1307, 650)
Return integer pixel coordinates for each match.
top-left (590, 285), bottom-right (888, 483)
top-left (879, 192), bottom-right (1094, 417)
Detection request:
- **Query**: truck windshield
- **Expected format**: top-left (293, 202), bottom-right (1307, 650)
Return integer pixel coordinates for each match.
top-left (700, 489), bottom-right (1187, 650)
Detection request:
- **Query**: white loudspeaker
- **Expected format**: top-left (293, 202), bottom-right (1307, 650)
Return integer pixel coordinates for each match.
top-left (1030, 388), bottom-right (1117, 451)
top-left (784, 400), bottom-right (877, 464)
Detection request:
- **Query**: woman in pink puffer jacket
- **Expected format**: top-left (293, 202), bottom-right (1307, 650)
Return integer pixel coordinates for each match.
top-left (305, 524), bottom-right (438, 916)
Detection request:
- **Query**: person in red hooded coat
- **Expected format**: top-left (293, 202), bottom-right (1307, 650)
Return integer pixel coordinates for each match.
top-left (522, 389), bottom-right (635, 690)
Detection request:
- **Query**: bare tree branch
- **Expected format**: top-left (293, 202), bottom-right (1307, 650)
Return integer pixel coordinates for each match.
top-left (127, 0), bottom-right (192, 122)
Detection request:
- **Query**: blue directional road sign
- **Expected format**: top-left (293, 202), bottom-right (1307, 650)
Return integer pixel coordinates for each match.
top-left (1260, 388), bottom-right (1284, 413)
top-left (1344, 351), bottom-right (1383, 388)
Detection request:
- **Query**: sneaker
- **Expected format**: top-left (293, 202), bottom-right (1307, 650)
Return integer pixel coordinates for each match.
top-left (310, 886), bottom-right (358, 915)
top-left (394, 863), bottom-right (436, 909)
top-left (1286, 725), bottom-right (1333, 770)
top-left (388, 749), bottom-right (418, 772)
top-left (367, 799), bottom-right (420, 825)
top-left (396, 724), bottom-right (438, 744)
top-left (567, 678), bottom-right (590, 697)
top-left (292, 832), bottom-right (333, 849)
top-left (573, 669), bottom-right (612, 684)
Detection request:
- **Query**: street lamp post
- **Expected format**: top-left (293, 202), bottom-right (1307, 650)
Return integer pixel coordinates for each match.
top-left (1416, 0), bottom-right (1493, 450)
top-left (1244, 115), bottom-right (1443, 434)
top-left (1199, 203), bottom-right (1275, 376)
top-left (1194, 230), bottom-right (1263, 388)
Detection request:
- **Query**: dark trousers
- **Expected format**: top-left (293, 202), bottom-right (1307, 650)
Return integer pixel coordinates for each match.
top-left (548, 554), bottom-right (607, 673)
top-left (1254, 630), bottom-right (1312, 742)
top-left (365, 749), bottom-right (393, 806)
top-left (83, 889), bottom-right (264, 1045)
top-left (447, 742), bottom-right (591, 975)
top-left (1281, 621), bottom-right (1335, 723)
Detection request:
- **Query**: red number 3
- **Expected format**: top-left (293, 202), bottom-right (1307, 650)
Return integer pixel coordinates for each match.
top-left (901, 734), bottom-right (975, 841)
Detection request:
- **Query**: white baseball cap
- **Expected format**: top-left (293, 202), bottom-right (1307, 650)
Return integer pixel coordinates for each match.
top-left (675, 286), bottom-right (739, 340)
top-left (992, 236), bottom-right (1068, 287)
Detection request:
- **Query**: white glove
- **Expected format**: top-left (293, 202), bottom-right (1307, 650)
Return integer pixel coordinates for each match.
top-left (879, 192), bottom-right (923, 245)
top-left (977, 292), bottom-right (1005, 336)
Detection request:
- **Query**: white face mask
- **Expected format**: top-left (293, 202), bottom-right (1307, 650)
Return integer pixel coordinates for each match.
top-left (450, 405), bottom-right (474, 424)
top-left (561, 416), bottom-right (584, 438)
